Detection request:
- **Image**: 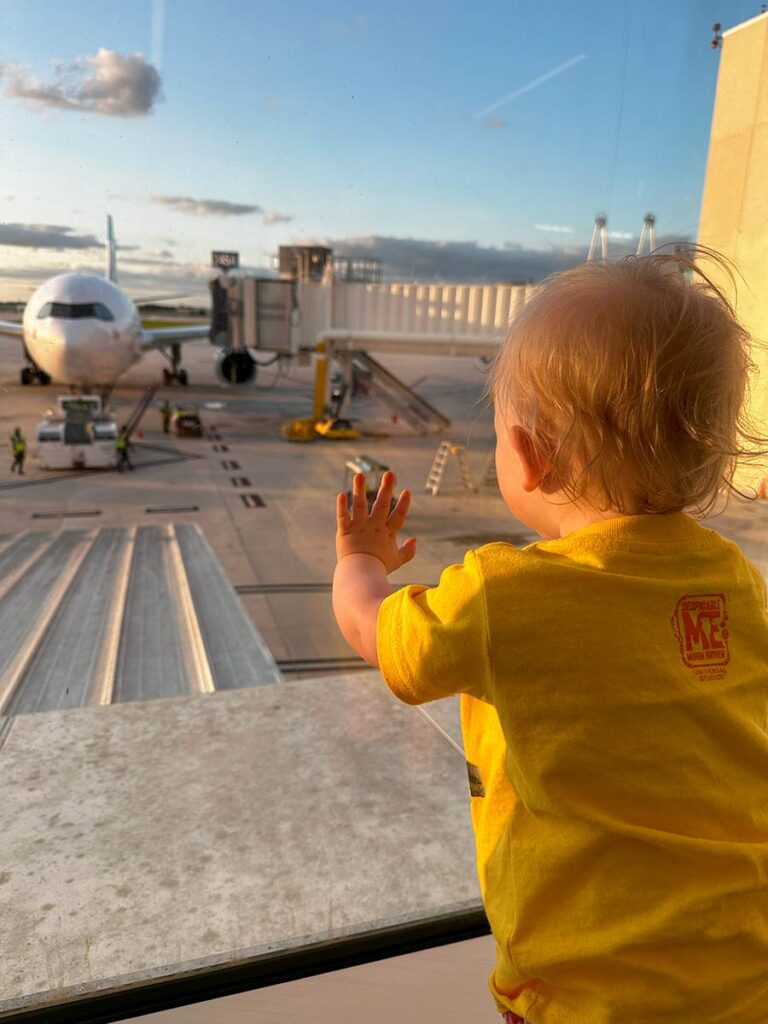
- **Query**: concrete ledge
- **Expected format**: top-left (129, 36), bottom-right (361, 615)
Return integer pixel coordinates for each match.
top-left (0, 674), bottom-right (480, 1016)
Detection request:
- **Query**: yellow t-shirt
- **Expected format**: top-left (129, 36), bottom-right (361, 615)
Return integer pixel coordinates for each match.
top-left (377, 513), bottom-right (768, 1024)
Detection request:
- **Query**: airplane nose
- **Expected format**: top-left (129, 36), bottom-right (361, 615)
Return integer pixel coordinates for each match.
top-left (29, 320), bottom-right (68, 376)
top-left (59, 324), bottom-right (103, 380)
top-left (60, 323), bottom-right (128, 382)
top-left (28, 316), bottom-right (136, 385)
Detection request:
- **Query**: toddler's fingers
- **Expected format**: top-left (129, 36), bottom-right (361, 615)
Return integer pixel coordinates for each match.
top-left (387, 489), bottom-right (411, 531)
top-left (336, 492), bottom-right (352, 531)
top-left (351, 472), bottom-right (368, 518)
top-left (371, 470), bottom-right (395, 520)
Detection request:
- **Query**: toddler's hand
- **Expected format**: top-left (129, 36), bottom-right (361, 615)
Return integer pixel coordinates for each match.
top-left (336, 471), bottom-right (416, 574)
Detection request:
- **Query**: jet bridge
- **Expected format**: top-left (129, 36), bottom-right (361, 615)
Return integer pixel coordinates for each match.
top-left (211, 273), bottom-right (507, 431)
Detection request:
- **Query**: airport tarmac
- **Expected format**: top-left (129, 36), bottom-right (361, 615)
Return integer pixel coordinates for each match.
top-left (0, 332), bottom-right (521, 675)
top-left (0, 330), bottom-right (766, 1020)
top-left (0, 331), bottom-right (764, 672)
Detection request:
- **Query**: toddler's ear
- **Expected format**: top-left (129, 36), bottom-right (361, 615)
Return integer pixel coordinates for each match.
top-left (509, 426), bottom-right (549, 493)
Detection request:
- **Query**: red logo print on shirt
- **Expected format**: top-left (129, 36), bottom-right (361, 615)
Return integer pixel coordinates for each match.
top-left (671, 593), bottom-right (730, 680)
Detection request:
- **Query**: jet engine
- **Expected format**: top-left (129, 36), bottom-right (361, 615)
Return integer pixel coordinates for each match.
top-left (215, 347), bottom-right (257, 386)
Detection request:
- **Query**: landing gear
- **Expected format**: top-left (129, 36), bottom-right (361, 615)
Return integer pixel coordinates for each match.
top-left (162, 344), bottom-right (188, 386)
top-left (162, 367), bottom-right (188, 386)
top-left (21, 344), bottom-right (50, 385)
top-left (20, 366), bottom-right (50, 386)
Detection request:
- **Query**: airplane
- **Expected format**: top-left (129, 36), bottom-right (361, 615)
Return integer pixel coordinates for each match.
top-left (0, 216), bottom-right (255, 388)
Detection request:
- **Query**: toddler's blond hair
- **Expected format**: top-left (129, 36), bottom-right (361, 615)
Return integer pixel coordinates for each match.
top-left (489, 249), bottom-right (766, 515)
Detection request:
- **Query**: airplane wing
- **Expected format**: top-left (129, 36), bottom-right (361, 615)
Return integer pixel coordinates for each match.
top-left (0, 320), bottom-right (24, 340)
top-left (133, 293), bottom-right (199, 304)
top-left (139, 325), bottom-right (210, 351)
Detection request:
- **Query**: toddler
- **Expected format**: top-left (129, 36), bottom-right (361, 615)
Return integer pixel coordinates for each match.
top-left (332, 252), bottom-right (768, 1024)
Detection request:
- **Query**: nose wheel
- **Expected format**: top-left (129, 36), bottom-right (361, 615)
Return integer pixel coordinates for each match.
top-left (20, 365), bottom-right (51, 386)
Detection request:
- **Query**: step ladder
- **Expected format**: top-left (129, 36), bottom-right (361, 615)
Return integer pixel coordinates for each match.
top-left (424, 442), bottom-right (477, 496)
top-left (482, 451), bottom-right (498, 489)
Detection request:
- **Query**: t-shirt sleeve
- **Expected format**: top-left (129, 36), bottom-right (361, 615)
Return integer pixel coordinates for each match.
top-left (376, 549), bottom-right (492, 705)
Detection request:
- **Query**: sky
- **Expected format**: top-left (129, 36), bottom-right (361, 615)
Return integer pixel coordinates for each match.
top-left (0, 0), bottom-right (760, 302)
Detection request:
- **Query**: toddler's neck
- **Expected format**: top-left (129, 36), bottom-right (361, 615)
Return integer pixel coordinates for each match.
top-left (551, 502), bottom-right (628, 539)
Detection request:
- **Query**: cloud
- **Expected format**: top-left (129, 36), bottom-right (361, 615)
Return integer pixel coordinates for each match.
top-left (322, 235), bottom-right (585, 282)
top-left (119, 250), bottom-right (177, 266)
top-left (153, 196), bottom-right (261, 216)
top-left (0, 264), bottom-right (207, 304)
top-left (0, 258), bottom-right (275, 304)
top-left (1, 49), bottom-right (162, 117)
top-left (315, 233), bottom-right (691, 283)
top-left (0, 223), bottom-right (101, 249)
top-left (262, 212), bottom-right (293, 225)
top-left (534, 223), bottom-right (574, 234)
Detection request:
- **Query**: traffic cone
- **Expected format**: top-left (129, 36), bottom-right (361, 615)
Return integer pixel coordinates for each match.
top-left (758, 477), bottom-right (768, 500)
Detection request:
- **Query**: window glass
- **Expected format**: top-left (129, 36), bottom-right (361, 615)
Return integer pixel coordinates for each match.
top-left (1, 5), bottom-right (766, 1022)
top-left (44, 301), bottom-right (114, 320)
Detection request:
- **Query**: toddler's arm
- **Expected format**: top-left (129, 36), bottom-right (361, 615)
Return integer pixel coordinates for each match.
top-left (332, 471), bottom-right (416, 666)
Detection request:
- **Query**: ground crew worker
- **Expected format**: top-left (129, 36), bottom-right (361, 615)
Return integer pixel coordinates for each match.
top-left (10, 427), bottom-right (26, 475)
top-left (115, 426), bottom-right (133, 472)
top-left (160, 399), bottom-right (171, 434)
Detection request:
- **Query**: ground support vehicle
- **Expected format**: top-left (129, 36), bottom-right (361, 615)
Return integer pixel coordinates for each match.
top-left (172, 409), bottom-right (204, 437)
top-left (36, 396), bottom-right (117, 469)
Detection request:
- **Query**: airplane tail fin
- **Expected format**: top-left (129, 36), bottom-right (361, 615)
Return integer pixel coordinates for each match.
top-left (106, 215), bottom-right (117, 283)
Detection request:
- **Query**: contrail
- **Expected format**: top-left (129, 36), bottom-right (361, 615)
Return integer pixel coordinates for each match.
top-left (151, 0), bottom-right (166, 71)
top-left (476, 53), bottom-right (587, 118)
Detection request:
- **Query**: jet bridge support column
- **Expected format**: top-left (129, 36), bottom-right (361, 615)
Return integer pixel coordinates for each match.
top-left (312, 339), bottom-right (331, 421)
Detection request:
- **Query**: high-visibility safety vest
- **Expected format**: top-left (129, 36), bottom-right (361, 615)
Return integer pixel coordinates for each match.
top-left (12, 439), bottom-right (25, 454)
top-left (116, 437), bottom-right (128, 451)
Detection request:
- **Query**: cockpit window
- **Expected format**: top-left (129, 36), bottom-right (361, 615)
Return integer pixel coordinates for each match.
top-left (37, 301), bottom-right (114, 321)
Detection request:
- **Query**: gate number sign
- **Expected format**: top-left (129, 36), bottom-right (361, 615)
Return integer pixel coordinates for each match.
top-left (212, 251), bottom-right (239, 269)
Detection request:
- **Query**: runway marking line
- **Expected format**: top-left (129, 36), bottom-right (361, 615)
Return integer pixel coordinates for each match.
top-left (32, 510), bottom-right (102, 519)
top-left (241, 494), bottom-right (265, 508)
top-left (145, 505), bottom-right (200, 514)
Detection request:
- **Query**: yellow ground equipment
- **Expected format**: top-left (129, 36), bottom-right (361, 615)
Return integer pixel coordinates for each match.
top-left (282, 341), bottom-right (360, 441)
top-left (314, 416), bottom-right (359, 440)
top-left (281, 415), bottom-right (360, 442)
top-left (281, 417), bottom-right (318, 442)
